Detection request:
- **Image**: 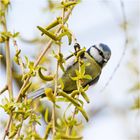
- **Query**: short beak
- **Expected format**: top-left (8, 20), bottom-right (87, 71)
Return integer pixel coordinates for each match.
top-left (103, 58), bottom-right (108, 62)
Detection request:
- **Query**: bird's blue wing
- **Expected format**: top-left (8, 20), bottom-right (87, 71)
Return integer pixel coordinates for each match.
top-left (27, 82), bottom-right (54, 100)
top-left (27, 88), bottom-right (45, 100)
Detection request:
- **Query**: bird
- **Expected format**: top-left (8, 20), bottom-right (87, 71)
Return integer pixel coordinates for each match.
top-left (27, 43), bottom-right (111, 100)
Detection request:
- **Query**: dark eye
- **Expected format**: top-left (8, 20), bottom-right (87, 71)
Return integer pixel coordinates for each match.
top-left (98, 50), bottom-right (105, 59)
top-left (99, 50), bottom-right (103, 55)
top-left (94, 46), bottom-right (105, 58)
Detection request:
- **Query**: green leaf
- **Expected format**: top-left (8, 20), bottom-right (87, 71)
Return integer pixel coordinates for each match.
top-left (52, 52), bottom-right (65, 72)
top-left (28, 61), bottom-right (34, 70)
top-left (61, 1), bottom-right (78, 8)
top-left (44, 108), bottom-right (49, 123)
top-left (56, 134), bottom-right (83, 140)
top-left (70, 76), bottom-right (78, 81)
top-left (84, 74), bottom-right (92, 80)
top-left (45, 88), bottom-right (55, 103)
top-left (42, 17), bottom-right (62, 35)
top-left (131, 97), bottom-right (140, 109)
top-left (44, 122), bottom-right (52, 139)
top-left (8, 123), bottom-right (18, 139)
top-left (71, 90), bottom-right (79, 97)
top-left (77, 106), bottom-right (89, 122)
top-left (2, 0), bottom-right (10, 6)
top-left (75, 70), bottom-right (80, 76)
top-left (0, 98), bottom-right (15, 114)
top-left (13, 32), bottom-right (20, 38)
top-left (56, 104), bottom-right (61, 108)
top-left (84, 84), bottom-right (89, 91)
top-left (38, 67), bottom-right (54, 81)
top-left (0, 36), bottom-right (5, 43)
top-left (58, 31), bottom-right (72, 45)
top-left (129, 82), bottom-right (140, 93)
top-left (37, 26), bottom-right (58, 41)
top-left (58, 91), bottom-right (80, 107)
top-left (60, 62), bottom-right (65, 72)
top-left (14, 49), bottom-right (21, 65)
top-left (81, 91), bottom-right (90, 103)
top-left (76, 48), bottom-right (86, 58)
top-left (59, 78), bottom-right (64, 90)
top-left (0, 54), bottom-right (3, 58)
top-left (56, 97), bottom-right (69, 102)
top-left (24, 56), bottom-right (29, 66)
top-left (21, 82), bottom-right (32, 97)
top-left (76, 98), bottom-right (84, 106)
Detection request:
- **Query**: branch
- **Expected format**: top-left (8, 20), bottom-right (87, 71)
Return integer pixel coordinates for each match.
top-left (0, 50), bottom-right (23, 88)
top-left (2, 114), bottom-right (12, 140)
top-left (0, 85), bottom-right (8, 95)
top-left (5, 40), bottom-right (13, 100)
top-left (52, 0), bottom-right (67, 137)
top-left (2, 10), bottom-right (13, 100)
top-left (2, 2), bottom-right (13, 139)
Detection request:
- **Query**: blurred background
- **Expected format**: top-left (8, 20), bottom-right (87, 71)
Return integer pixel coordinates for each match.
top-left (0, 0), bottom-right (140, 140)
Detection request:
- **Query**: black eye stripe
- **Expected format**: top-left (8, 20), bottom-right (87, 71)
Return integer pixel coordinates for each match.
top-left (94, 46), bottom-right (105, 59)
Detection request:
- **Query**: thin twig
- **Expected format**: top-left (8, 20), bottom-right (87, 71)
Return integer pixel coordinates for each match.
top-left (2, 11), bottom-right (13, 100)
top-left (0, 85), bottom-right (8, 95)
top-left (52, 0), bottom-right (66, 137)
top-left (52, 50), bottom-right (60, 136)
top-left (5, 40), bottom-right (13, 100)
top-left (69, 105), bottom-right (78, 135)
top-left (99, 0), bottom-right (128, 93)
top-left (52, 49), bottom-right (60, 137)
top-left (13, 40), bottom-right (25, 75)
top-left (2, 114), bottom-right (12, 140)
top-left (16, 115), bottom-right (23, 138)
top-left (69, 46), bottom-right (81, 135)
top-left (2, 3), bottom-right (13, 139)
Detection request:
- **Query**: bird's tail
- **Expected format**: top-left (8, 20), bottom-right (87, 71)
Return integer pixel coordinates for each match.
top-left (27, 88), bottom-right (45, 100)
top-left (27, 82), bottom-right (54, 100)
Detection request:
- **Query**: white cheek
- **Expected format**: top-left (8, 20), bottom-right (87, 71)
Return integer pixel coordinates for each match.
top-left (90, 48), bottom-right (102, 63)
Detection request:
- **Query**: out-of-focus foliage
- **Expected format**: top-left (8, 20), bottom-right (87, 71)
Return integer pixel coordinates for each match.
top-left (128, 48), bottom-right (140, 110)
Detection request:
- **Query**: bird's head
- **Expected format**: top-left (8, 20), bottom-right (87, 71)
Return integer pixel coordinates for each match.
top-left (87, 43), bottom-right (111, 67)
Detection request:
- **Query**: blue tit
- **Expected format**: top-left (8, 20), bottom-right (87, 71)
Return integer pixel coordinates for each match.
top-left (27, 43), bottom-right (111, 100)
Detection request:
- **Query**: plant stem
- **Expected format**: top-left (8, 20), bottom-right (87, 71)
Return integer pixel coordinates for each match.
top-left (69, 48), bottom-right (81, 135)
top-left (0, 85), bottom-right (8, 95)
top-left (2, 114), bottom-right (12, 140)
top-left (13, 40), bottom-right (25, 74)
top-left (52, 103), bottom-right (56, 137)
top-left (5, 40), bottom-right (13, 100)
top-left (16, 115), bottom-right (23, 138)
top-left (51, 0), bottom-right (66, 137)
top-left (1, 4), bottom-right (13, 100)
top-left (69, 106), bottom-right (77, 135)
top-left (2, 3), bottom-right (13, 139)
top-left (52, 44), bottom-right (61, 138)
